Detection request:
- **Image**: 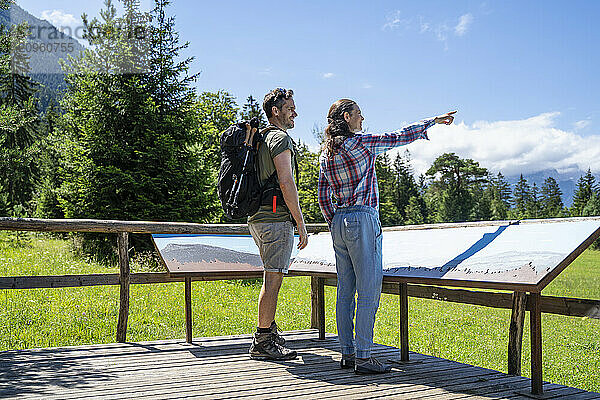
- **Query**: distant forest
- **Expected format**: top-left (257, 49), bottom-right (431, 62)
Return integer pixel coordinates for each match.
top-left (2, 0), bottom-right (599, 258)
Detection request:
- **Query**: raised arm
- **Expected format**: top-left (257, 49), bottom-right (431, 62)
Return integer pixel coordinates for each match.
top-left (362, 110), bottom-right (457, 155)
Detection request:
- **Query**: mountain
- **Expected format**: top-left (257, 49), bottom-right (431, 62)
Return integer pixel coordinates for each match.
top-left (161, 243), bottom-right (263, 267)
top-left (506, 169), bottom-right (580, 207)
top-left (0, 3), bottom-right (85, 108)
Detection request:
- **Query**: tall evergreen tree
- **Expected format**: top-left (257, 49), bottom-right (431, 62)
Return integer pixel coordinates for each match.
top-left (472, 177), bottom-right (492, 221)
top-left (58, 0), bottom-right (213, 257)
top-left (296, 142), bottom-right (323, 223)
top-left (393, 150), bottom-right (424, 223)
top-left (540, 176), bottom-right (563, 218)
top-left (0, 1), bottom-right (40, 213)
top-left (405, 196), bottom-right (425, 225)
top-left (527, 182), bottom-right (540, 219)
top-left (376, 153), bottom-right (401, 225)
top-left (192, 90), bottom-right (238, 176)
top-left (425, 153), bottom-right (487, 222)
top-left (240, 95), bottom-right (266, 127)
top-left (487, 173), bottom-right (509, 220)
top-left (511, 174), bottom-right (530, 219)
top-left (572, 169), bottom-right (597, 216)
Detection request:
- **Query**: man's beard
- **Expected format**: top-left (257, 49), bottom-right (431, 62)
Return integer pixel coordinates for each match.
top-left (278, 115), bottom-right (294, 130)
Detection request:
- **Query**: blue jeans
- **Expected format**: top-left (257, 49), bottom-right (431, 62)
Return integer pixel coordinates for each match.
top-left (331, 205), bottom-right (383, 359)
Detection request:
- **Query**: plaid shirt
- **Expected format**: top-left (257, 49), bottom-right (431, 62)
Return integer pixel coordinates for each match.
top-left (318, 119), bottom-right (435, 224)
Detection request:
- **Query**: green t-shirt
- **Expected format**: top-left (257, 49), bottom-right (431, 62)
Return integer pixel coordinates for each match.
top-left (248, 127), bottom-right (297, 224)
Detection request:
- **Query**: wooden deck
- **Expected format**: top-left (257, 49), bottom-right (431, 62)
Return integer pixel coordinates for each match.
top-left (0, 330), bottom-right (598, 400)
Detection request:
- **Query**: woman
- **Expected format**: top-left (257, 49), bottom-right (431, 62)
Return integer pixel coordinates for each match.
top-left (318, 99), bottom-right (455, 374)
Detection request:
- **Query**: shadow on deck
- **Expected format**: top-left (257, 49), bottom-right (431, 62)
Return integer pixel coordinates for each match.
top-left (0, 330), bottom-right (598, 399)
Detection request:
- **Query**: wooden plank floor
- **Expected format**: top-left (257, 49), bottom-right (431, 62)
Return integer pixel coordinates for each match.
top-left (0, 330), bottom-right (598, 400)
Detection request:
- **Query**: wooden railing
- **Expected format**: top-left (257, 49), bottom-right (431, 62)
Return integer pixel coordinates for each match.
top-left (1, 217), bottom-right (599, 396)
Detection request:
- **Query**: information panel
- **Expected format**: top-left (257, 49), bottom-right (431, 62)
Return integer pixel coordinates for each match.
top-left (152, 218), bottom-right (600, 288)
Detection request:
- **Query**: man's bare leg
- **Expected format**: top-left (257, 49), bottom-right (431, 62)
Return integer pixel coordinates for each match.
top-left (257, 271), bottom-right (284, 328)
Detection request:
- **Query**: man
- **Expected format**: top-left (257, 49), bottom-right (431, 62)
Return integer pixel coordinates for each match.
top-left (248, 88), bottom-right (308, 360)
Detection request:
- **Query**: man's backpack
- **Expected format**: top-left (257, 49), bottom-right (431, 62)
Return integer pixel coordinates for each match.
top-left (218, 118), bottom-right (299, 220)
top-left (218, 118), bottom-right (280, 220)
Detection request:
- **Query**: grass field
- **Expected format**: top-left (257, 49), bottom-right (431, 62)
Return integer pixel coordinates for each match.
top-left (1, 232), bottom-right (599, 392)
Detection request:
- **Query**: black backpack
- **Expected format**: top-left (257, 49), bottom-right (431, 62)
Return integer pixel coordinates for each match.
top-left (217, 118), bottom-right (274, 220)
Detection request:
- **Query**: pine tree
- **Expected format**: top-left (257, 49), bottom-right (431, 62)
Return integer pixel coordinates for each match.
top-left (472, 178), bottom-right (492, 221)
top-left (405, 196), bottom-right (425, 225)
top-left (192, 90), bottom-right (238, 174)
top-left (512, 174), bottom-right (530, 219)
top-left (59, 0), bottom-right (214, 258)
top-left (296, 142), bottom-right (323, 223)
top-left (376, 153), bottom-right (401, 225)
top-left (540, 177), bottom-right (563, 218)
top-left (425, 153), bottom-right (487, 222)
top-left (393, 150), bottom-right (422, 223)
top-left (0, 2), bottom-right (40, 213)
top-left (487, 173), bottom-right (509, 220)
top-left (527, 182), bottom-right (540, 219)
top-left (571, 169), bottom-right (597, 216)
top-left (240, 95), bottom-right (266, 127)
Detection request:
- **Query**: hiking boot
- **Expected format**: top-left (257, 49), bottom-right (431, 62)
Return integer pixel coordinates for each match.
top-left (270, 321), bottom-right (285, 346)
top-left (249, 333), bottom-right (297, 361)
top-left (340, 353), bottom-right (355, 369)
top-left (354, 356), bottom-right (392, 374)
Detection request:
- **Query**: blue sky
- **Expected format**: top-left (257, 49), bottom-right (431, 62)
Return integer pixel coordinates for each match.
top-left (19, 0), bottom-right (600, 177)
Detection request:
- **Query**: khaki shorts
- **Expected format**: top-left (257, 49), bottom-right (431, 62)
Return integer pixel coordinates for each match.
top-left (248, 221), bottom-right (294, 273)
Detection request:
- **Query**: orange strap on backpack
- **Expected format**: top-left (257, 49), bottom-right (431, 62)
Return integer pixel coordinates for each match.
top-left (272, 195), bottom-right (277, 213)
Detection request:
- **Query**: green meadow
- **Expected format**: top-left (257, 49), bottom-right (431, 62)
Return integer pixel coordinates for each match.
top-left (1, 233), bottom-right (598, 392)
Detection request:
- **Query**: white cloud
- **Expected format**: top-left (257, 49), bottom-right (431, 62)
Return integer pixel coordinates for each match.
top-left (454, 13), bottom-right (473, 36)
top-left (41, 9), bottom-right (77, 28)
top-left (259, 67), bottom-right (272, 76)
top-left (574, 119), bottom-right (591, 130)
top-left (322, 72), bottom-right (335, 79)
top-left (382, 10), bottom-right (410, 31)
top-left (384, 112), bottom-right (600, 177)
top-left (419, 17), bottom-right (430, 33)
top-left (362, 83), bottom-right (373, 89)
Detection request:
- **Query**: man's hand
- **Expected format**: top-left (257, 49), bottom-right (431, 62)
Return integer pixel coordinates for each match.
top-left (296, 221), bottom-right (308, 250)
top-left (434, 110), bottom-right (457, 125)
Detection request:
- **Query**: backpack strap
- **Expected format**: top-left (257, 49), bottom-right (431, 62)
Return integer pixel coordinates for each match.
top-left (258, 126), bottom-right (300, 213)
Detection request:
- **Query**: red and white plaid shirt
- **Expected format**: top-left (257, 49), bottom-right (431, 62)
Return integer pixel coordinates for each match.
top-left (318, 119), bottom-right (435, 224)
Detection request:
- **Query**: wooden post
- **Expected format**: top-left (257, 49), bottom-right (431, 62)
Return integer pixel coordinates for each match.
top-left (317, 277), bottom-right (326, 339)
top-left (530, 292), bottom-right (543, 395)
top-left (508, 291), bottom-right (527, 375)
top-left (399, 283), bottom-right (409, 361)
top-left (116, 232), bottom-right (130, 343)
top-left (311, 277), bottom-right (326, 339)
top-left (310, 276), bottom-right (319, 329)
top-left (185, 277), bottom-right (193, 343)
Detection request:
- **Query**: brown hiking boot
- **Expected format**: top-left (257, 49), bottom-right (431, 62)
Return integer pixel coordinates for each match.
top-left (270, 321), bottom-right (285, 346)
top-left (249, 332), bottom-right (297, 361)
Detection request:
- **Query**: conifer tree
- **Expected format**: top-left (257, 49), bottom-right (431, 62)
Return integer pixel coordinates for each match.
top-left (527, 182), bottom-right (540, 219)
top-left (296, 142), bottom-right (323, 223)
top-left (425, 153), bottom-right (487, 222)
top-left (58, 0), bottom-right (213, 258)
top-left (0, 1), bottom-right (40, 213)
top-left (512, 174), bottom-right (530, 219)
top-left (393, 150), bottom-right (425, 223)
top-left (540, 176), bottom-right (563, 218)
top-left (376, 153), bottom-right (401, 225)
top-left (571, 169), bottom-right (597, 216)
top-left (405, 196), bottom-right (425, 225)
top-left (240, 95), bottom-right (266, 127)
